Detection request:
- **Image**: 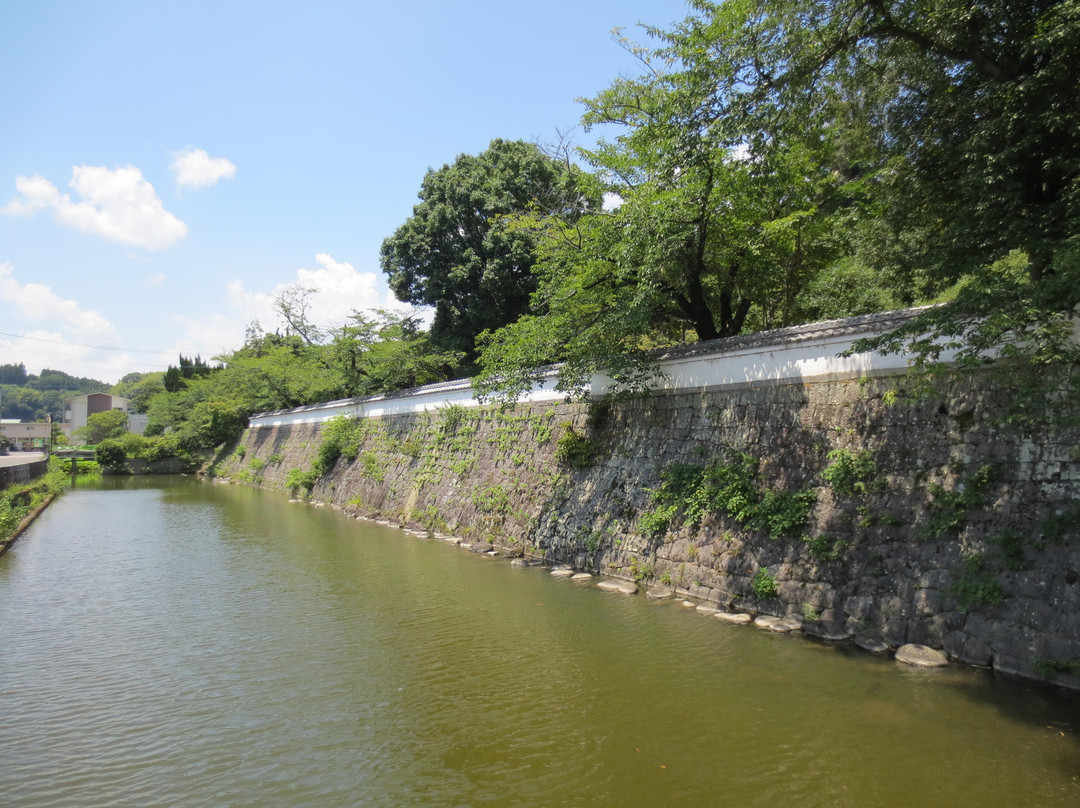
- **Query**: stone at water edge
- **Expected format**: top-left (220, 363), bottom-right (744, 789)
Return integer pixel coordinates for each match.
top-left (696, 605), bottom-right (723, 616)
top-left (895, 644), bottom-right (948, 668)
top-left (597, 580), bottom-right (638, 595)
top-left (855, 633), bottom-right (890, 654)
top-left (714, 611), bottom-right (753, 625)
top-left (646, 586), bottom-right (674, 600)
top-left (550, 567), bottom-right (575, 578)
top-left (571, 573), bottom-right (593, 581)
top-left (771, 615), bottom-right (804, 633)
top-left (754, 615), bottom-right (782, 630)
top-left (802, 621), bottom-right (852, 641)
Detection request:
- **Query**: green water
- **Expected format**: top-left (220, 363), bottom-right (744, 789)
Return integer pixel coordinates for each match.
top-left (1, 476), bottom-right (1077, 807)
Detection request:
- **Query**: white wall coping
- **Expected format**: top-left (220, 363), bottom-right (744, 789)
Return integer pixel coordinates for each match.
top-left (247, 308), bottom-right (927, 429)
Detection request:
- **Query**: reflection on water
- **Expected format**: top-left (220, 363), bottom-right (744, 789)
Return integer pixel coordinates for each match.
top-left (1, 476), bottom-right (1078, 807)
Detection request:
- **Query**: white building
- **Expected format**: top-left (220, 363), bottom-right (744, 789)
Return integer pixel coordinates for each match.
top-left (0, 419), bottom-right (51, 450)
top-left (62, 393), bottom-right (146, 438)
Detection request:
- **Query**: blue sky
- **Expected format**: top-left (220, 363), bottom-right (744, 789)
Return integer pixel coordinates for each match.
top-left (0, 0), bottom-right (691, 383)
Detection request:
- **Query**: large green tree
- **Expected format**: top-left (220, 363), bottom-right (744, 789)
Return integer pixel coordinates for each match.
top-left (477, 17), bottom-right (847, 399)
top-left (380, 138), bottom-right (597, 362)
top-left (479, 0), bottom-right (1080, 400)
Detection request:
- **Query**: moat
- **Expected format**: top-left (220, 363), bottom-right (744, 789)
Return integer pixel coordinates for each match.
top-left (1, 476), bottom-right (1077, 806)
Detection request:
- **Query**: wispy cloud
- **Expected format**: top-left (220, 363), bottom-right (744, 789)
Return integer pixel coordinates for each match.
top-left (172, 253), bottom-right (409, 358)
top-left (171, 148), bottom-right (236, 190)
top-left (0, 262), bottom-right (138, 382)
top-left (0, 261), bottom-right (121, 342)
top-left (2, 166), bottom-right (188, 250)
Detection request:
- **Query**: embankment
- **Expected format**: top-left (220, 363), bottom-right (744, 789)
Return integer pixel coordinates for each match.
top-left (216, 315), bottom-right (1080, 688)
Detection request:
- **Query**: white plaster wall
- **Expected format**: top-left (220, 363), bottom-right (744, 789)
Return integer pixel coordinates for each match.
top-left (248, 309), bottom-right (974, 430)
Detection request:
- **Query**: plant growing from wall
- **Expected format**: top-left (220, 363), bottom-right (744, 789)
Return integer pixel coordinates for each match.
top-left (628, 556), bottom-right (654, 583)
top-left (751, 568), bottom-right (778, 600)
top-left (359, 451), bottom-right (385, 482)
top-left (946, 553), bottom-right (1006, 613)
top-left (471, 483), bottom-right (509, 514)
top-left (822, 449), bottom-right (883, 497)
top-left (554, 424), bottom-right (597, 468)
top-left (803, 535), bottom-right (847, 561)
top-left (285, 467), bottom-right (317, 496)
top-left (643, 448), bottom-right (814, 540)
top-left (919, 464), bottom-right (994, 539)
top-left (639, 503), bottom-right (678, 537)
top-left (313, 415), bottom-right (365, 475)
top-left (1032, 658), bottom-right (1080, 680)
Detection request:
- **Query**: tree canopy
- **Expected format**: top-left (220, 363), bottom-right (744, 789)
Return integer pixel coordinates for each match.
top-left (477, 0), bottom-right (1080, 400)
top-left (380, 138), bottom-right (598, 364)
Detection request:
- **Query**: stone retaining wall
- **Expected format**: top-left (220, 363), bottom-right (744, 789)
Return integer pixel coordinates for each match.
top-left (216, 368), bottom-right (1080, 688)
top-left (0, 459), bottom-right (48, 490)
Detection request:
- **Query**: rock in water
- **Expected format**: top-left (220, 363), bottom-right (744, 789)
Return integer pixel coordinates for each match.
top-left (895, 644), bottom-right (948, 668)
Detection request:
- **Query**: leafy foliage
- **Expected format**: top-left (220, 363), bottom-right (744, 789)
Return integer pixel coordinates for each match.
top-left (822, 449), bottom-right (883, 497)
top-left (381, 138), bottom-right (596, 361)
top-left (74, 409), bottom-right (129, 444)
top-left (946, 553), bottom-right (1006, 613)
top-left (553, 425), bottom-right (598, 468)
top-left (919, 465), bottom-right (994, 539)
top-left (285, 467), bottom-right (317, 495)
top-left (644, 449), bottom-right (814, 540)
top-left (313, 416), bottom-right (365, 476)
top-left (751, 568), bottom-right (779, 600)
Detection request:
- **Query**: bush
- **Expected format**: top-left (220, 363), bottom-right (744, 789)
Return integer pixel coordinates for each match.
top-left (751, 568), bottom-right (779, 599)
top-left (644, 448), bottom-right (814, 540)
top-left (285, 467), bottom-right (317, 494)
top-left (822, 449), bottom-right (883, 497)
top-left (313, 416), bottom-right (364, 476)
top-left (139, 435), bottom-right (185, 461)
top-left (554, 424), bottom-right (597, 468)
top-left (95, 439), bottom-right (127, 467)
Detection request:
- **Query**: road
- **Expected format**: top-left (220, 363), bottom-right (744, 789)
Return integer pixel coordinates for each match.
top-left (0, 452), bottom-right (46, 468)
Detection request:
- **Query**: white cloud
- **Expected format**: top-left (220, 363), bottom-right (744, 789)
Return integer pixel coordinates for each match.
top-left (228, 253), bottom-right (405, 331)
top-left (171, 148), bottom-right (236, 189)
top-left (0, 262), bottom-right (136, 383)
top-left (146, 271), bottom-right (166, 287)
top-left (2, 166), bottom-right (188, 250)
top-left (167, 253), bottom-right (408, 362)
top-left (0, 262), bottom-right (120, 342)
top-left (0, 329), bottom-right (139, 385)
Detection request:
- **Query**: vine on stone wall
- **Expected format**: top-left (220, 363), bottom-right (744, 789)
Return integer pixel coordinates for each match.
top-left (640, 448), bottom-right (815, 541)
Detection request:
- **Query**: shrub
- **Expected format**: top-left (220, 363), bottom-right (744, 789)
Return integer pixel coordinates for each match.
top-left (919, 465), bottom-right (994, 539)
top-left (946, 553), bottom-right (1005, 612)
top-left (750, 488), bottom-right (817, 540)
top-left (639, 504), bottom-right (677, 537)
top-left (822, 449), bottom-right (883, 497)
top-left (139, 435), bottom-right (186, 461)
top-left (359, 451), bottom-right (385, 482)
top-left (438, 405), bottom-right (467, 436)
top-left (644, 448), bottom-right (813, 540)
top-left (95, 439), bottom-right (127, 467)
top-left (313, 416), bottom-right (364, 476)
top-left (554, 425), bottom-right (597, 468)
top-left (285, 467), bottom-right (317, 494)
top-left (751, 568), bottom-right (779, 599)
top-left (804, 534), bottom-right (847, 560)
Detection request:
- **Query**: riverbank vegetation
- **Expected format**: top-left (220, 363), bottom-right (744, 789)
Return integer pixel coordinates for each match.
top-left (0, 458), bottom-right (68, 550)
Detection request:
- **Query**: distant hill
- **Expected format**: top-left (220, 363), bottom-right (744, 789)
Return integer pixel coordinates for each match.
top-left (0, 362), bottom-right (110, 422)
